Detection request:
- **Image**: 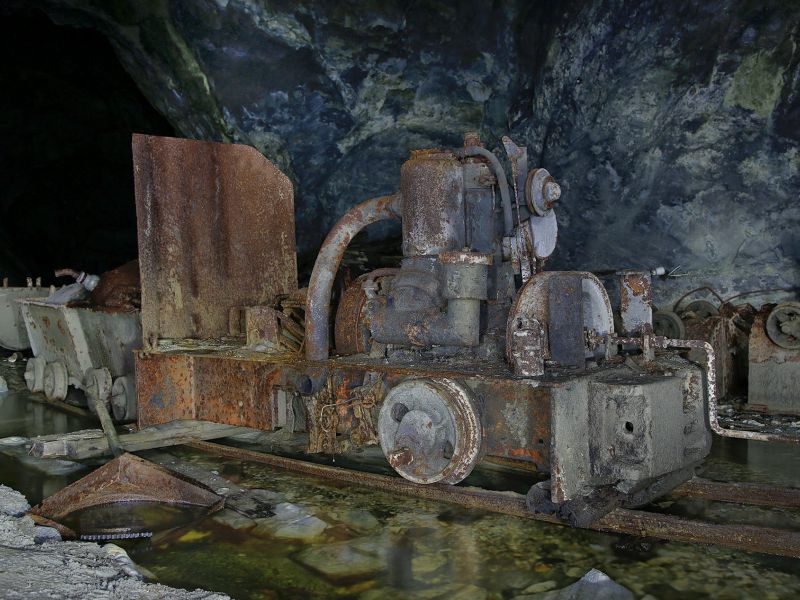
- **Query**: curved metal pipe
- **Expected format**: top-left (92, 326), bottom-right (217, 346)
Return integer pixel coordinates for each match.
top-left (305, 194), bottom-right (402, 361)
top-left (453, 146), bottom-right (514, 236)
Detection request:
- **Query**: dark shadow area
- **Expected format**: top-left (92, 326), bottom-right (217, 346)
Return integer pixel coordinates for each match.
top-left (0, 12), bottom-right (173, 284)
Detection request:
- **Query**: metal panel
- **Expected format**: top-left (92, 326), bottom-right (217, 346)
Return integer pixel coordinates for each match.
top-left (0, 286), bottom-right (48, 350)
top-left (20, 300), bottom-right (140, 381)
top-left (547, 275), bottom-right (585, 368)
top-left (133, 134), bottom-right (297, 346)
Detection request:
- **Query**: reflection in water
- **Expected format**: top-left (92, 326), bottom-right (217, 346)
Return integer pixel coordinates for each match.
top-left (0, 362), bottom-right (96, 505)
top-left (1, 359), bottom-right (799, 599)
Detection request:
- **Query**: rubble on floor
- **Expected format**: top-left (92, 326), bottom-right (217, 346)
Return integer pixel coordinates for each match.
top-left (0, 483), bottom-right (229, 599)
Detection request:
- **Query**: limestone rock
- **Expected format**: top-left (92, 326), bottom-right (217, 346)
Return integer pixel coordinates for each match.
top-left (0, 484), bottom-right (30, 517)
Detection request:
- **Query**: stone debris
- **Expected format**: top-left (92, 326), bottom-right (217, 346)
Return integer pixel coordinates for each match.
top-left (254, 501), bottom-right (329, 541)
top-left (296, 537), bottom-right (386, 582)
top-left (0, 484), bottom-right (30, 517)
top-left (0, 375), bottom-right (8, 392)
top-left (516, 569), bottom-right (634, 600)
top-left (0, 436), bottom-right (29, 446)
top-left (0, 483), bottom-right (231, 599)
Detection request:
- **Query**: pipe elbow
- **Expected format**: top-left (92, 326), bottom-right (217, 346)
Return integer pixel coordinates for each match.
top-left (305, 193), bottom-right (402, 361)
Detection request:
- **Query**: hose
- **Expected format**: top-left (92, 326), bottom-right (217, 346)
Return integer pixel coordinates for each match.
top-left (453, 146), bottom-right (514, 236)
top-left (305, 194), bottom-right (402, 361)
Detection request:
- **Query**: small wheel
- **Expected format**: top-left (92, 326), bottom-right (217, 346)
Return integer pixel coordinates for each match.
top-left (682, 300), bottom-right (718, 320)
top-left (378, 378), bottom-right (482, 485)
top-left (653, 310), bottom-right (686, 340)
top-left (110, 375), bottom-right (137, 422)
top-left (43, 362), bottom-right (68, 402)
top-left (766, 302), bottom-right (800, 349)
top-left (84, 367), bottom-right (113, 415)
top-left (24, 356), bottom-right (46, 392)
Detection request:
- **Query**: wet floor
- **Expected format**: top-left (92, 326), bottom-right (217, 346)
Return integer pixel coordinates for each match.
top-left (1, 358), bottom-right (800, 599)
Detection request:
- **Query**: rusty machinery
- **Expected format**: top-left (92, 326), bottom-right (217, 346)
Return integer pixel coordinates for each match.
top-left (134, 133), bottom-right (728, 526)
top-left (655, 293), bottom-right (800, 418)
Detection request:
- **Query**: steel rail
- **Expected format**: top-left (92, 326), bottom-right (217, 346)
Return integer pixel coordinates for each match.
top-left (190, 440), bottom-right (800, 558)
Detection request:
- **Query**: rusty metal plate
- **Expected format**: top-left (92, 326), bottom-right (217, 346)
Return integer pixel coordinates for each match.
top-left (137, 348), bottom-right (553, 468)
top-left (133, 134), bottom-right (297, 345)
top-left (136, 353), bottom-right (195, 426)
top-left (31, 452), bottom-right (223, 521)
top-left (137, 352), bottom-right (282, 430)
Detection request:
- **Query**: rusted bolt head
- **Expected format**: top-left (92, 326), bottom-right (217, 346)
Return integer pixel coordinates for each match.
top-left (543, 180), bottom-right (561, 205)
top-left (463, 131), bottom-right (482, 148)
top-left (388, 447), bottom-right (414, 467)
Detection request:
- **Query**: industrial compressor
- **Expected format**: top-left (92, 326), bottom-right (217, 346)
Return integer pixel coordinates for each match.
top-left (133, 133), bottom-right (715, 526)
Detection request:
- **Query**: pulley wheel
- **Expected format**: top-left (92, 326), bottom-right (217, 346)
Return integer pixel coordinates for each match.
top-left (24, 356), bottom-right (46, 393)
top-left (653, 310), bottom-right (686, 340)
top-left (378, 378), bottom-right (482, 485)
top-left (682, 300), bottom-right (718, 320)
top-left (85, 367), bottom-right (113, 415)
top-left (43, 362), bottom-right (68, 402)
top-left (766, 302), bottom-right (800, 349)
top-left (110, 375), bottom-right (137, 422)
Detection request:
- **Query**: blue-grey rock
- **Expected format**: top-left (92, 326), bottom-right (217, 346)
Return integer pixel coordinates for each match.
top-left (26, 0), bottom-right (800, 301)
top-left (0, 484), bottom-right (30, 517)
top-left (33, 525), bottom-right (62, 544)
top-left (529, 569), bottom-right (634, 600)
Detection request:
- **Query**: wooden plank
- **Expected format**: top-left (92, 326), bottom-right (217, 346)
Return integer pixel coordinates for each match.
top-left (29, 420), bottom-right (248, 459)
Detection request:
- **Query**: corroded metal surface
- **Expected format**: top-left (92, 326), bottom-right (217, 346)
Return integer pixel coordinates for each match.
top-left (619, 270), bottom-right (653, 335)
top-left (132, 134), bottom-right (297, 346)
top-left (136, 349), bottom-right (552, 466)
top-left (401, 150), bottom-right (465, 256)
top-left (0, 283), bottom-right (49, 350)
top-left (749, 305), bottom-right (800, 415)
top-left (30, 453), bottom-right (223, 521)
top-left (305, 194), bottom-right (401, 360)
top-left (19, 300), bottom-right (141, 382)
top-left (672, 478), bottom-right (800, 509)
top-left (137, 353), bottom-right (282, 430)
top-left (192, 440), bottom-right (800, 558)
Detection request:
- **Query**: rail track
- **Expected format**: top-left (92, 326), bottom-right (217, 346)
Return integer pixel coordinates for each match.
top-left (190, 440), bottom-right (800, 559)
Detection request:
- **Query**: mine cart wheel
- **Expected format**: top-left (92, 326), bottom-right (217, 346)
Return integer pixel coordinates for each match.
top-left (24, 356), bottom-right (46, 393)
top-left (682, 300), bottom-right (719, 320)
top-left (378, 378), bottom-right (482, 485)
top-left (766, 302), bottom-right (800, 350)
top-left (43, 362), bottom-right (68, 402)
top-left (653, 310), bottom-right (686, 340)
top-left (110, 375), bottom-right (137, 422)
top-left (84, 367), bottom-right (113, 415)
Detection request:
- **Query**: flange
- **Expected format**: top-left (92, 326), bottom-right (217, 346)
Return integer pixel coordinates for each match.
top-left (766, 302), bottom-right (800, 349)
top-left (85, 367), bottom-right (113, 415)
top-left (110, 375), bottom-right (137, 422)
top-left (378, 378), bottom-right (482, 485)
top-left (43, 361), bottom-right (68, 402)
top-left (24, 356), bottom-right (46, 393)
top-left (653, 310), bottom-right (686, 340)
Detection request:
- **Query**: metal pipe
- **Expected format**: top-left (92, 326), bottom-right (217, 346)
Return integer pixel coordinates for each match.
top-left (305, 194), bottom-right (402, 361)
top-left (615, 335), bottom-right (800, 445)
top-left (453, 146), bottom-right (514, 236)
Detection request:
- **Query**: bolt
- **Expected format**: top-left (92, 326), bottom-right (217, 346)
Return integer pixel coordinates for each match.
top-left (463, 131), bottom-right (482, 148)
top-left (543, 181), bottom-right (561, 207)
top-left (388, 447), bottom-right (414, 467)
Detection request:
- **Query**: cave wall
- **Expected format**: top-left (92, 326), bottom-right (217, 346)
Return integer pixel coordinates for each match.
top-left (23, 0), bottom-right (800, 302)
top-left (0, 10), bottom-right (174, 282)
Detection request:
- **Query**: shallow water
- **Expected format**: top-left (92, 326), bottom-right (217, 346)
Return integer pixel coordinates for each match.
top-left (1, 358), bottom-right (800, 599)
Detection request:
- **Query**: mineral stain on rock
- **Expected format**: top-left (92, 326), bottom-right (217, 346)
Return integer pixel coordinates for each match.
top-left (20, 0), bottom-right (799, 302)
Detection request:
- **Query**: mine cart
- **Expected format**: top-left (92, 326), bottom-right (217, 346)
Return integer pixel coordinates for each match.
top-left (132, 133), bottom-right (744, 526)
top-left (0, 279), bottom-right (49, 351)
top-left (20, 262), bottom-right (142, 422)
